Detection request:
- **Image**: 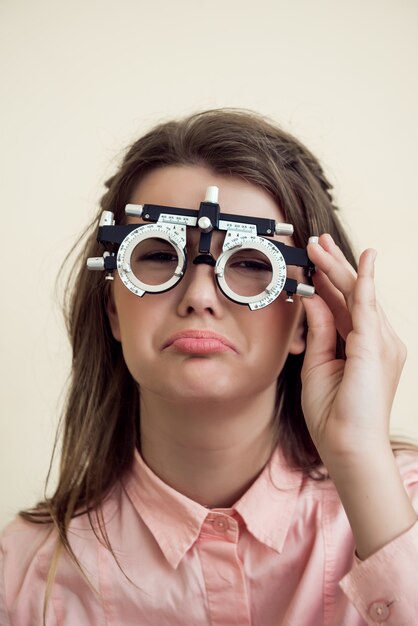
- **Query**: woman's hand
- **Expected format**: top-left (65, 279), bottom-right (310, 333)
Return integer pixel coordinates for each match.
top-left (300, 233), bottom-right (407, 465)
top-left (301, 234), bottom-right (416, 560)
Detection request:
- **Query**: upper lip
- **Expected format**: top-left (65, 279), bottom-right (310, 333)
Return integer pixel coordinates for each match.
top-left (162, 329), bottom-right (238, 352)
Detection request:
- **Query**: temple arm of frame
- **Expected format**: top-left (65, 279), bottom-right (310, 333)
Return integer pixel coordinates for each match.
top-left (97, 224), bottom-right (139, 244)
top-left (273, 240), bottom-right (314, 271)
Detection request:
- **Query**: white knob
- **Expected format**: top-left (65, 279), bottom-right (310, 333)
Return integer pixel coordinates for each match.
top-left (198, 216), bottom-right (213, 232)
top-left (205, 186), bottom-right (219, 203)
top-left (275, 223), bottom-right (294, 236)
top-left (99, 211), bottom-right (115, 227)
top-left (87, 257), bottom-right (105, 270)
top-left (125, 204), bottom-right (143, 217)
top-left (296, 284), bottom-right (315, 297)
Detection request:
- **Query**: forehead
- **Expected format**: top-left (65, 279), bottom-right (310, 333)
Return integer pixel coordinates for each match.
top-left (129, 164), bottom-right (284, 223)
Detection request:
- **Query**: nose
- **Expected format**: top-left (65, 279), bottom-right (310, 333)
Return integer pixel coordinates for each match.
top-left (176, 260), bottom-right (224, 318)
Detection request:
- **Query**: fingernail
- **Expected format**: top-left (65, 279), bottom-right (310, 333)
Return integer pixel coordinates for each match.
top-left (308, 236), bottom-right (319, 244)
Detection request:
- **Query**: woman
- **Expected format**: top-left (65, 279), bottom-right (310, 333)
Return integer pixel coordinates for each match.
top-left (1, 109), bottom-right (417, 625)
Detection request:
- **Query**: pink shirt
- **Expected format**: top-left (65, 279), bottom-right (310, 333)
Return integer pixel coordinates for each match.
top-left (1, 447), bottom-right (418, 625)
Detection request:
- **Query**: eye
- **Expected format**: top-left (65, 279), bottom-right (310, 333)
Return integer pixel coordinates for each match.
top-left (223, 248), bottom-right (273, 297)
top-left (137, 251), bottom-right (178, 263)
top-left (130, 237), bottom-right (179, 285)
top-left (231, 259), bottom-right (271, 272)
top-left (131, 237), bottom-right (178, 265)
top-left (228, 253), bottom-right (272, 273)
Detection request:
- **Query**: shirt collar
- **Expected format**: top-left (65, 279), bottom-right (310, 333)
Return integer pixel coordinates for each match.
top-left (123, 447), bottom-right (303, 569)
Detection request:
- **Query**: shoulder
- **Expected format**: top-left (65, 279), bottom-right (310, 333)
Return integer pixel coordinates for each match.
top-left (0, 491), bottom-right (120, 617)
top-left (0, 485), bottom-right (137, 623)
top-left (1, 515), bottom-right (56, 569)
top-left (0, 486), bottom-right (124, 577)
top-left (0, 516), bottom-right (57, 622)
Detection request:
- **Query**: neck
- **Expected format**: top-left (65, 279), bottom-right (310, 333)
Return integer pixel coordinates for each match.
top-left (138, 389), bottom-right (278, 509)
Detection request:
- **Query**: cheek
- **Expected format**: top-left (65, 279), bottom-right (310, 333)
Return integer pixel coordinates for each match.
top-left (115, 296), bottom-right (156, 346)
top-left (252, 301), bottom-right (304, 367)
top-left (110, 281), bottom-right (148, 347)
top-left (113, 301), bottom-right (156, 385)
top-left (112, 286), bottom-right (177, 377)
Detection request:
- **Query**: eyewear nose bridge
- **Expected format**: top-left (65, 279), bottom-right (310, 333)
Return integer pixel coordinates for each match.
top-left (86, 186), bottom-right (315, 310)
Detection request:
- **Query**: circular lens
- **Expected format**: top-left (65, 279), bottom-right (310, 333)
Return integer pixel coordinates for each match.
top-left (130, 237), bottom-right (179, 286)
top-left (224, 248), bottom-right (273, 297)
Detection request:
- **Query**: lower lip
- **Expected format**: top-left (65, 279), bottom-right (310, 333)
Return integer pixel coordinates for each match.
top-left (168, 338), bottom-right (234, 354)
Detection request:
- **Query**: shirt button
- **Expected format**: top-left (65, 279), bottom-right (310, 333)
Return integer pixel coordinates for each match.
top-left (368, 601), bottom-right (391, 622)
top-left (212, 516), bottom-right (229, 533)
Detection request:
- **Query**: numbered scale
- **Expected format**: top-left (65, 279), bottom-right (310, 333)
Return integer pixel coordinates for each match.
top-left (87, 186), bottom-right (315, 310)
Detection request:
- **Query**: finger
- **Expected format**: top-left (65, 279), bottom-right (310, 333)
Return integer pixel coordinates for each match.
top-left (375, 302), bottom-right (408, 380)
top-left (349, 248), bottom-right (378, 335)
top-left (312, 268), bottom-right (353, 340)
top-left (319, 233), bottom-right (356, 268)
top-left (346, 250), bottom-right (407, 393)
top-left (301, 293), bottom-right (338, 376)
top-left (307, 234), bottom-right (357, 302)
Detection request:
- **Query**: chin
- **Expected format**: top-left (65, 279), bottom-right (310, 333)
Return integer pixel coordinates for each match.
top-left (159, 362), bottom-right (244, 403)
top-left (174, 368), bottom-right (234, 399)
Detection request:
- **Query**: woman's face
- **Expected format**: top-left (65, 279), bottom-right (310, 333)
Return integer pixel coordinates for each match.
top-left (107, 165), bottom-right (306, 404)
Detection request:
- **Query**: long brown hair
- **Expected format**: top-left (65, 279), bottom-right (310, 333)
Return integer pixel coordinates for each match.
top-left (21, 108), bottom-right (356, 537)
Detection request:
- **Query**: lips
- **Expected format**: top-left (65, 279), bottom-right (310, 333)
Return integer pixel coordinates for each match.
top-left (162, 330), bottom-right (238, 354)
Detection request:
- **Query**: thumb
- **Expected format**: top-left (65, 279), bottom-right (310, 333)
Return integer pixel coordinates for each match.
top-left (301, 294), bottom-right (338, 378)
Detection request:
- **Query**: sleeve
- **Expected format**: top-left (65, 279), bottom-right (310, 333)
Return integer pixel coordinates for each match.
top-left (0, 543), bottom-right (12, 626)
top-left (339, 450), bottom-right (418, 625)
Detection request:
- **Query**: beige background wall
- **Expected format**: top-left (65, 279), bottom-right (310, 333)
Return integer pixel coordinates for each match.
top-left (1, 0), bottom-right (417, 530)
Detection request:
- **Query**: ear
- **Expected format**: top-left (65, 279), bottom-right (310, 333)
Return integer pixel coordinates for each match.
top-left (106, 288), bottom-right (122, 342)
top-left (288, 305), bottom-right (306, 355)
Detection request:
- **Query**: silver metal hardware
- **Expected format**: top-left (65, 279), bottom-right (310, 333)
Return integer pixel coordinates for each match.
top-left (198, 216), bottom-right (213, 232)
top-left (275, 223), bottom-right (294, 236)
top-left (205, 186), bottom-right (219, 203)
top-left (87, 257), bottom-right (105, 270)
top-left (87, 185), bottom-right (315, 308)
top-left (99, 211), bottom-right (115, 227)
top-left (125, 204), bottom-right (144, 218)
top-left (296, 284), bottom-right (315, 297)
